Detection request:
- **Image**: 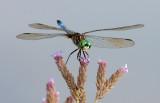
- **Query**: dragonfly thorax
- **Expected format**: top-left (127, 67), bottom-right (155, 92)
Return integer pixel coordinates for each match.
top-left (79, 39), bottom-right (91, 51)
top-left (68, 34), bottom-right (91, 50)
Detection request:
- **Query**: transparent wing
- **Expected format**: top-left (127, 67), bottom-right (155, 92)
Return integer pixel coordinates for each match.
top-left (86, 35), bottom-right (135, 48)
top-left (29, 23), bottom-right (65, 31)
top-left (83, 24), bottom-right (144, 34)
top-left (29, 23), bottom-right (76, 34)
top-left (16, 33), bottom-right (66, 40)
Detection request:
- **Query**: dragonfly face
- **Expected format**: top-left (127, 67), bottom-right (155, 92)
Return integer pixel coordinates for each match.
top-left (16, 19), bottom-right (144, 63)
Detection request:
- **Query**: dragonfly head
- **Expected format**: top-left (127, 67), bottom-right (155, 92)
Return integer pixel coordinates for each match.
top-left (79, 39), bottom-right (91, 51)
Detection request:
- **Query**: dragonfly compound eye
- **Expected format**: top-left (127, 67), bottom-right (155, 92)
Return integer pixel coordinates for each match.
top-left (79, 39), bottom-right (91, 50)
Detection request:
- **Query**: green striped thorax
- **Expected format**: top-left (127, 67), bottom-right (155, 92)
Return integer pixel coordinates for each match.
top-left (79, 39), bottom-right (91, 51)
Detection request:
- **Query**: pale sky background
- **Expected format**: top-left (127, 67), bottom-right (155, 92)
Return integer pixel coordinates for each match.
top-left (0, 0), bottom-right (159, 103)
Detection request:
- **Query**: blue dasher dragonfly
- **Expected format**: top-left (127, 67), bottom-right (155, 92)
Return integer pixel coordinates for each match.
top-left (16, 20), bottom-right (144, 63)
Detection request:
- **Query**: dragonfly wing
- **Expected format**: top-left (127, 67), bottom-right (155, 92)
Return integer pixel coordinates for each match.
top-left (29, 23), bottom-right (76, 34)
top-left (16, 33), bottom-right (66, 40)
top-left (83, 24), bottom-right (144, 34)
top-left (29, 23), bottom-right (65, 31)
top-left (86, 35), bottom-right (135, 48)
top-left (63, 29), bottom-right (76, 34)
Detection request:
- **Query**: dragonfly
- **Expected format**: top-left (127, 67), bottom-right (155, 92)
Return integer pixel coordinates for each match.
top-left (16, 20), bottom-right (144, 63)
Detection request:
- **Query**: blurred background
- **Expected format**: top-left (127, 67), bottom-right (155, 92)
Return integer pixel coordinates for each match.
top-left (0, 0), bottom-right (159, 103)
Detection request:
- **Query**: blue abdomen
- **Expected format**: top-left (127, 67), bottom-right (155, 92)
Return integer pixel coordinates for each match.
top-left (57, 20), bottom-right (65, 29)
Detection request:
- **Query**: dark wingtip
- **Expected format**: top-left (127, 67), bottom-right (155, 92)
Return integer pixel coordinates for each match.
top-left (137, 24), bottom-right (144, 28)
top-left (16, 34), bottom-right (22, 39)
top-left (125, 38), bottom-right (133, 41)
top-left (125, 38), bottom-right (135, 47)
top-left (23, 33), bottom-right (31, 34)
top-left (16, 33), bottom-right (31, 39)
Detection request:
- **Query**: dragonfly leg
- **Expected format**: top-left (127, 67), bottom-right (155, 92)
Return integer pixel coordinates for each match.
top-left (82, 50), bottom-right (89, 59)
top-left (77, 49), bottom-right (81, 61)
top-left (84, 51), bottom-right (89, 58)
top-left (77, 49), bottom-right (90, 62)
top-left (66, 48), bottom-right (79, 64)
top-left (82, 51), bottom-right (87, 59)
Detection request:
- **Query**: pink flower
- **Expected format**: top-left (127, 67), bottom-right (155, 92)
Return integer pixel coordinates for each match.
top-left (46, 78), bottom-right (55, 91)
top-left (52, 51), bottom-right (63, 62)
top-left (79, 57), bottom-right (90, 64)
top-left (119, 64), bottom-right (128, 73)
top-left (98, 59), bottom-right (107, 65)
top-left (98, 59), bottom-right (107, 71)
top-left (44, 78), bottom-right (60, 103)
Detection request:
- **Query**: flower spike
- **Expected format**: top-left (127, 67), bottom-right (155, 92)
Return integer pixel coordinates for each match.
top-left (79, 57), bottom-right (90, 64)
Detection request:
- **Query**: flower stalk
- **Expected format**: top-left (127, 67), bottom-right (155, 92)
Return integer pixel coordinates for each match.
top-left (42, 51), bottom-right (128, 103)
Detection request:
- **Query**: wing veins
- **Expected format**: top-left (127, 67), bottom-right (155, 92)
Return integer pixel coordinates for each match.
top-left (83, 24), bottom-right (144, 34)
top-left (86, 35), bottom-right (135, 48)
top-left (16, 33), bottom-right (66, 40)
top-left (29, 23), bottom-right (65, 31)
